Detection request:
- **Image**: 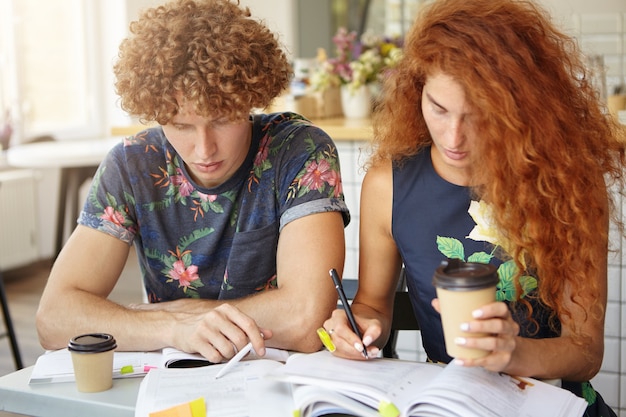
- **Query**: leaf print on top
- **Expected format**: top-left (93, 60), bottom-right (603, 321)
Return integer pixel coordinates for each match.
top-left (580, 382), bottom-right (598, 407)
top-left (436, 236), bottom-right (465, 261)
top-left (436, 200), bottom-right (537, 302)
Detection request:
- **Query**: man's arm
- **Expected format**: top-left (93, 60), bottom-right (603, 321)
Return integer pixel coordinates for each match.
top-left (322, 163), bottom-right (402, 359)
top-left (136, 211), bottom-right (347, 352)
top-left (36, 226), bottom-right (218, 353)
top-left (36, 225), bottom-right (268, 360)
top-left (230, 210), bottom-right (345, 352)
top-left (37, 211), bottom-right (345, 355)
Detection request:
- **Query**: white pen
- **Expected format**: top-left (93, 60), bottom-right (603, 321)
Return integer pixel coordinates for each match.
top-left (214, 342), bottom-right (254, 379)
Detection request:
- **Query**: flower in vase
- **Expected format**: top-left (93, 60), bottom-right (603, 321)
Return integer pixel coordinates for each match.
top-left (311, 28), bottom-right (403, 94)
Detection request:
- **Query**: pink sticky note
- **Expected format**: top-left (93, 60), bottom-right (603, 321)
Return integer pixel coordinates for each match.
top-left (149, 397), bottom-right (205, 417)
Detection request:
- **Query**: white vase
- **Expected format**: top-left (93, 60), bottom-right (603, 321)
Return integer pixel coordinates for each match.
top-left (340, 85), bottom-right (372, 119)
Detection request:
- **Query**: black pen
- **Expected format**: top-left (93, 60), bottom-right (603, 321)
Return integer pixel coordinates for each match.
top-left (329, 268), bottom-right (369, 358)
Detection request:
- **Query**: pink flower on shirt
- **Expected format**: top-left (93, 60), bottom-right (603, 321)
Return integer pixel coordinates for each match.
top-left (301, 159), bottom-right (334, 190)
top-left (171, 168), bottom-right (194, 197)
top-left (100, 206), bottom-right (125, 226)
top-left (197, 191), bottom-right (218, 202)
top-left (170, 260), bottom-right (200, 288)
top-left (326, 169), bottom-right (342, 197)
top-left (254, 134), bottom-right (270, 166)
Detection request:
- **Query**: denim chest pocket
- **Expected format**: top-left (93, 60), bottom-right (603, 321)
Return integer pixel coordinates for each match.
top-left (220, 222), bottom-right (279, 299)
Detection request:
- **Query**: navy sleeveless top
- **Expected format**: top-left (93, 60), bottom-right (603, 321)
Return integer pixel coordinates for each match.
top-left (392, 147), bottom-right (614, 414)
top-left (392, 147), bottom-right (490, 362)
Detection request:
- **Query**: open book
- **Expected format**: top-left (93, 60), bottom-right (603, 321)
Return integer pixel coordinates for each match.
top-left (135, 350), bottom-right (587, 417)
top-left (269, 351), bottom-right (587, 417)
top-left (28, 347), bottom-right (289, 384)
top-left (135, 359), bottom-right (292, 417)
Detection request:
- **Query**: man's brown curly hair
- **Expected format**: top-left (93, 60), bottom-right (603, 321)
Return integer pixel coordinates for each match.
top-left (113, 0), bottom-right (292, 124)
top-left (371, 0), bottom-right (626, 346)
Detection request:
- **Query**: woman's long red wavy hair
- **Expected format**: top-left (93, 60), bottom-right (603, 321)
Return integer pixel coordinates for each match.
top-left (371, 0), bottom-right (626, 341)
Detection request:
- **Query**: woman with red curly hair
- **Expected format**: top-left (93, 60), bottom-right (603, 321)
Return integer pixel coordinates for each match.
top-left (324, 0), bottom-right (623, 414)
top-left (37, 0), bottom-right (350, 362)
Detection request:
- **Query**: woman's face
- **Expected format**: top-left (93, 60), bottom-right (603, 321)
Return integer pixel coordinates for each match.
top-left (422, 72), bottom-right (477, 186)
top-left (161, 100), bottom-right (251, 189)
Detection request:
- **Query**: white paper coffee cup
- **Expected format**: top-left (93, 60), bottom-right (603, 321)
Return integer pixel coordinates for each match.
top-left (68, 333), bottom-right (117, 392)
top-left (432, 259), bottom-right (498, 359)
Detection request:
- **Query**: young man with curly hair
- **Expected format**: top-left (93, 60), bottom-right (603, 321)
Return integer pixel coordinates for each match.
top-left (37, 0), bottom-right (349, 361)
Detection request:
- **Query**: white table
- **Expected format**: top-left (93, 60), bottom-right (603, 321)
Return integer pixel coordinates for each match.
top-left (0, 365), bottom-right (352, 417)
top-left (0, 366), bottom-right (137, 417)
top-left (6, 137), bottom-right (122, 258)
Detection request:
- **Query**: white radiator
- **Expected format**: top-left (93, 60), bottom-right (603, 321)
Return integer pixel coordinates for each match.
top-left (0, 169), bottom-right (39, 270)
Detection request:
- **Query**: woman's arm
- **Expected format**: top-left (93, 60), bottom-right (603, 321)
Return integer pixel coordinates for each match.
top-left (324, 162), bottom-right (403, 359)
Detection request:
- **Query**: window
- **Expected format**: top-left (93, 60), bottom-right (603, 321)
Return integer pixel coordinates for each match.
top-left (0, 0), bottom-right (102, 143)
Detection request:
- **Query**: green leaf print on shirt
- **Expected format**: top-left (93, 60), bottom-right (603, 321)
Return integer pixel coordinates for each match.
top-left (581, 381), bottom-right (598, 407)
top-left (436, 200), bottom-right (539, 301)
top-left (467, 251), bottom-right (493, 264)
top-left (436, 236), bottom-right (465, 261)
top-left (436, 236), bottom-right (537, 302)
top-left (496, 259), bottom-right (537, 302)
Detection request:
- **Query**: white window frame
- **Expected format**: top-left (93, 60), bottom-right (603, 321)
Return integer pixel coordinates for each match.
top-left (0, 0), bottom-right (104, 143)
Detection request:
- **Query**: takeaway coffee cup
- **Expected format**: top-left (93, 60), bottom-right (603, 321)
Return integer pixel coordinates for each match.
top-left (432, 259), bottom-right (498, 359)
top-left (68, 333), bottom-right (117, 392)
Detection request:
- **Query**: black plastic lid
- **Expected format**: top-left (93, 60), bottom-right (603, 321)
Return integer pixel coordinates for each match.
top-left (68, 333), bottom-right (117, 353)
top-left (432, 259), bottom-right (498, 291)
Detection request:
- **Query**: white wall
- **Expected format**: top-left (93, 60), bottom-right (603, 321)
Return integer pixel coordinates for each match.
top-left (241, 0), bottom-right (296, 57)
top-left (123, 0), bottom-right (296, 56)
top-left (542, 0), bottom-right (626, 14)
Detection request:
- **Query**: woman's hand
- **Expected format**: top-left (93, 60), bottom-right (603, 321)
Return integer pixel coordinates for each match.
top-left (432, 299), bottom-right (520, 372)
top-left (322, 308), bottom-right (382, 360)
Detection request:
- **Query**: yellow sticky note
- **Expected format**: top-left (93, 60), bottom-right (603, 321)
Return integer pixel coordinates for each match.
top-left (189, 397), bottom-right (206, 417)
top-left (378, 400), bottom-right (400, 417)
top-left (149, 397), bottom-right (205, 417)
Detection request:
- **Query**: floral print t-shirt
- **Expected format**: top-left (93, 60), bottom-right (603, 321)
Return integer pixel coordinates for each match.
top-left (78, 112), bottom-right (350, 302)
